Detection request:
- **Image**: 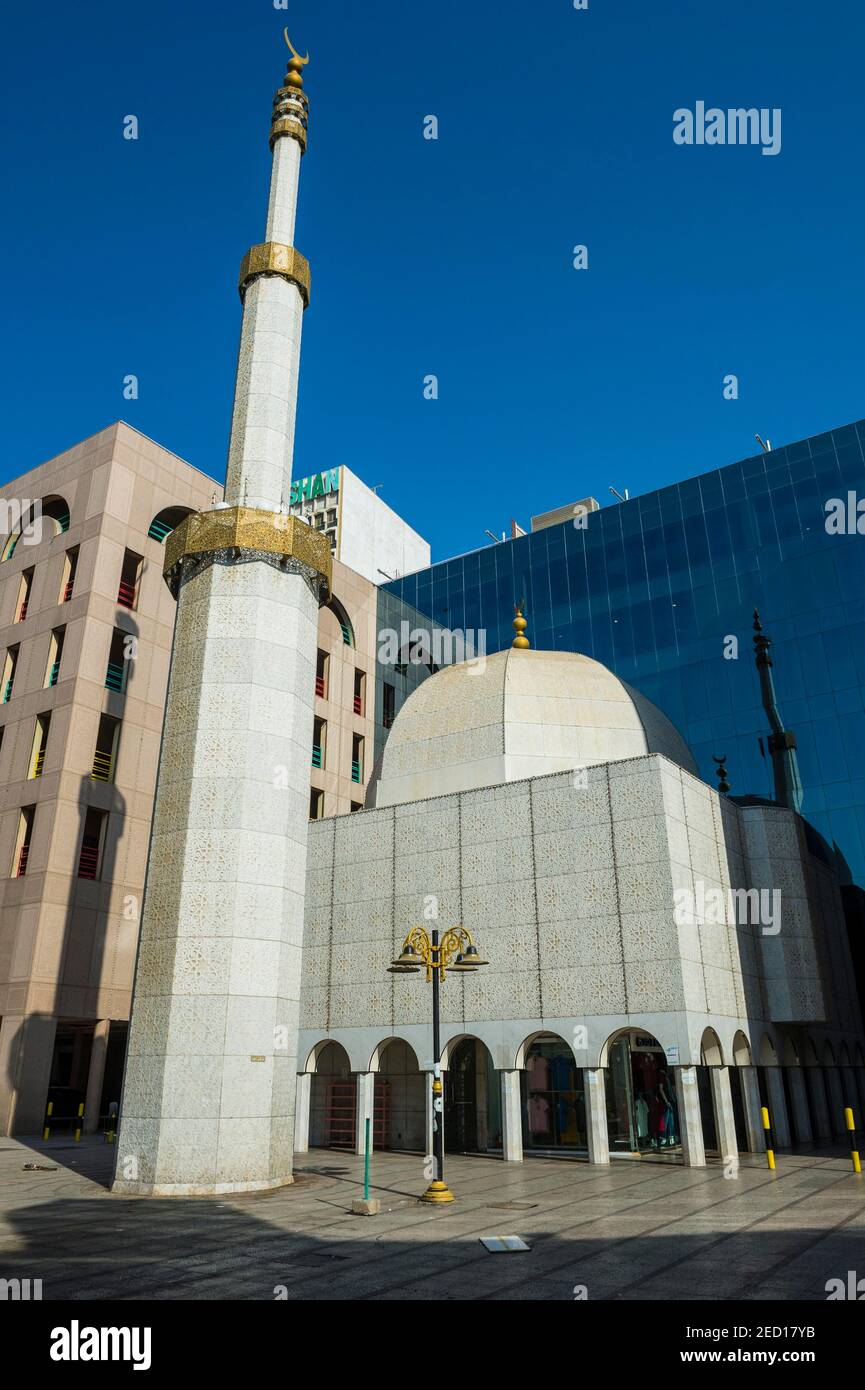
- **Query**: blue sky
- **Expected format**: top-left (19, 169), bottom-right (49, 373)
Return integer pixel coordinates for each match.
top-left (2, 0), bottom-right (863, 562)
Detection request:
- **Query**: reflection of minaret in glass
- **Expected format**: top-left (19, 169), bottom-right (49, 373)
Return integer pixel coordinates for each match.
top-left (752, 608), bottom-right (804, 814)
top-left (112, 36), bottom-right (330, 1195)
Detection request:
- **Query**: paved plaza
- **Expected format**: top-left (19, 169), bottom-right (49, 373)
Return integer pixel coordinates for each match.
top-left (1, 1137), bottom-right (863, 1301)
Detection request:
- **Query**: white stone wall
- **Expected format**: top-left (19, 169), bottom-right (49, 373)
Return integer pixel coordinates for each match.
top-left (116, 561), bottom-right (318, 1193)
top-left (336, 468), bottom-right (430, 586)
top-left (300, 755), bottom-right (864, 1074)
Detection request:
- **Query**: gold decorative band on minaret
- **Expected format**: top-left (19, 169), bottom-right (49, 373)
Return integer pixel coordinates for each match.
top-left (238, 242), bottom-right (310, 308)
top-left (270, 113), bottom-right (307, 154)
top-left (270, 39), bottom-right (310, 152)
top-left (163, 506), bottom-right (331, 600)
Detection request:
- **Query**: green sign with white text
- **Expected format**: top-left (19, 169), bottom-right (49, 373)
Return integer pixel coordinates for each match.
top-left (289, 469), bottom-right (340, 506)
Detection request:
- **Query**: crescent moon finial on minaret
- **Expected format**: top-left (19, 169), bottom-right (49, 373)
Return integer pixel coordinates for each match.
top-left (284, 28), bottom-right (310, 64)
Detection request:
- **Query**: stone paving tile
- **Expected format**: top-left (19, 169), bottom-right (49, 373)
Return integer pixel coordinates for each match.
top-left (1, 1137), bottom-right (862, 1300)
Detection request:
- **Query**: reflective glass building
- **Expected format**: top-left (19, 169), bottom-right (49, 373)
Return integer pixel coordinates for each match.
top-left (380, 419), bottom-right (865, 886)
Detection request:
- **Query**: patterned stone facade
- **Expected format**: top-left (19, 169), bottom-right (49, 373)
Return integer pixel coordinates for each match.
top-left (299, 754), bottom-right (864, 1075)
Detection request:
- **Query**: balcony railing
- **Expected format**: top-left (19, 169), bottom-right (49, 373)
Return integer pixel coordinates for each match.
top-left (117, 580), bottom-right (137, 609)
top-left (3, 678), bottom-right (13, 704)
top-left (16, 844), bottom-right (30, 877)
top-left (47, 661), bottom-right (60, 688)
top-left (351, 760), bottom-right (362, 783)
top-left (311, 744), bottom-right (323, 769)
top-left (340, 623), bottom-right (351, 645)
top-left (148, 518), bottom-right (174, 542)
top-left (382, 710), bottom-right (395, 729)
top-left (77, 843), bottom-right (99, 879)
top-left (62, 579), bottom-right (74, 603)
top-left (353, 695), bottom-right (363, 715)
top-left (91, 750), bottom-right (114, 782)
top-left (105, 662), bottom-right (125, 693)
top-left (315, 675), bottom-right (326, 698)
top-left (32, 748), bottom-right (46, 778)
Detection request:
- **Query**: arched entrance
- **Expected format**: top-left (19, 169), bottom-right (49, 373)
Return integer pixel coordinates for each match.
top-left (309, 1041), bottom-right (354, 1150)
top-left (375, 1039), bottom-right (425, 1152)
top-left (443, 1037), bottom-right (499, 1154)
top-left (521, 1033), bottom-right (585, 1153)
top-left (604, 1029), bottom-right (682, 1159)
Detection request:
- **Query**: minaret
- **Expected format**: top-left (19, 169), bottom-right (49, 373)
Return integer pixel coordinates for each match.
top-left (112, 34), bottom-right (329, 1195)
top-left (752, 609), bottom-right (803, 813)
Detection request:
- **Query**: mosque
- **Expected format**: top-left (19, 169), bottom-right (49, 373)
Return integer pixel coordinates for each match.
top-left (296, 614), bottom-right (865, 1167)
top-left (105, 36), bottom-right (863, 1194)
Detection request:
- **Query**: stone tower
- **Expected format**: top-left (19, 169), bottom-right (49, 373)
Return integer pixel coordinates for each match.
top-left (113, 34), bottom-right (329, 1195)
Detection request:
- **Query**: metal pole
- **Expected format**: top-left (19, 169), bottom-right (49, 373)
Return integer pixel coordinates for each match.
top-left (421, 927), bottom-right (454, 1202)
top-left (364, 1115), bottom-right (371, 1199)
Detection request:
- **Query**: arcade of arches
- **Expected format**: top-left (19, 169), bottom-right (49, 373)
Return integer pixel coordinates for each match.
top-left (295, 1029), bottom-right (865, 1166)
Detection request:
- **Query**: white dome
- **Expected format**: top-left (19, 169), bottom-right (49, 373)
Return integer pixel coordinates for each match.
top-left (373, 647), bottom-right (697, 807)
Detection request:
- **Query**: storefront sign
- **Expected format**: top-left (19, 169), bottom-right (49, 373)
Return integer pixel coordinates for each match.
top-left (289, 468), bottom-right (340, 505)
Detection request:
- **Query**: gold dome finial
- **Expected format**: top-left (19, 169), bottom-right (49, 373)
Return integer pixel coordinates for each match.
top-left (512, 604), bottom-right (530, 650)
top-left (283, 28), bottom-right (309, 89)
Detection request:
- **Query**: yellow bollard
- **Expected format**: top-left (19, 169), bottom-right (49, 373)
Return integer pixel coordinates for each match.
top-left (761, 1105), bottom-right (776, 1170)
top-left (845, 1107), bottom-right (861, 1174)
top-left (42, 1100), bottom-right (53, 1142)
top-left (74, 1101), bottom-right (84, 1143)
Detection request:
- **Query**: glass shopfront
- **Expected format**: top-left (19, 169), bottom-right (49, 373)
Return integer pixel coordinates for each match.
top-left (606, 1032), bottom-right (682, 1157)
top-left (521, 1036), bottom-right (586, 1151)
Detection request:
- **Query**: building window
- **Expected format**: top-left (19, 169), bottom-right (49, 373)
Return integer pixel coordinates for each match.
top-left (382, 682), bottom-right (395, 729)
top-left (325, 597), bottom-right (354, 647)
top-left (16, 568), bottom-right (34, 623)
top-left (315, 649), bottom-right (329, 700)
top-left (45, 627), bottom-right (65, 688)
top-left (29, 713), bottom-right (51, 779)
top-left (309, 787), bottom-right (324, 821)
top-left (12, 806), bottom-right (35, 877)
top-left (312, 716), bottom-right (326, 770)
top-left (77, 808), bottom-right (107, 879)
top-left (60, 546), bottom-right (78, 603)
top-left (91, 715), bottom-right (120, 783)
top-left (105, 628), bottom-right (129, 693)
top-left (326, 530), bottom-right (337, 552)
top-left (314, 513), bottom-right (325, 530)
top-left (351, 733), bottom-right (364, 784)
top-left (117, 549), bottom-right (143, 610)
top-left (350, 800), bottom-right (363, 814)
top-left (148, 506), bottom-right (192, 544)
top-left (2, 645), bottom-right (19, 704)
top-left (353, 669), bottom-right (365, 716)
top-left (326, 509), bottom-right (337, 527)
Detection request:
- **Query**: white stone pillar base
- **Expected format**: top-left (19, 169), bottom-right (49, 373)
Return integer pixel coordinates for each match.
top-left (294, 1072), bottom-right (311, 1154)
top-left (740, 1066), bottom-right (765, 1153)
top-left (84, 1019), bottom-right (111, 1135)
top-left (765, 1068), bottom-right (792, 1148)
top-left (584, 1068), bottom-right (610, 1164)
top-left (500, 1070), bottom-right (523, 1163)
top-left (675, 1066), bottom-right (705, 1167)
top-left (709, 1067), bottom-right (739, 1167)
top-left (787, 1068), bottom-right (813, 1144)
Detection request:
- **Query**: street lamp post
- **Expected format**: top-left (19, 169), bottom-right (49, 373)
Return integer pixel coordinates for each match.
top-left (389, 924), bottom-right (488, 1203)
